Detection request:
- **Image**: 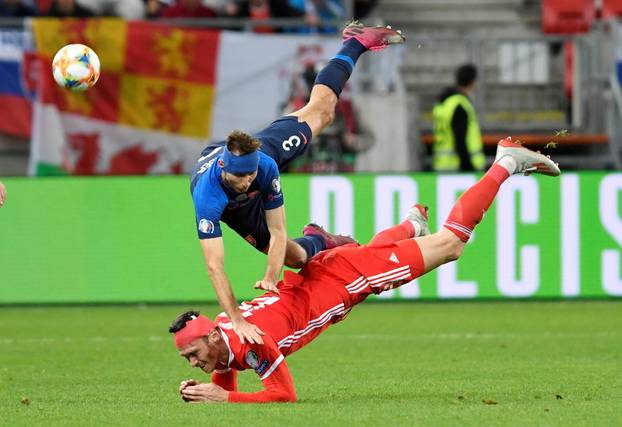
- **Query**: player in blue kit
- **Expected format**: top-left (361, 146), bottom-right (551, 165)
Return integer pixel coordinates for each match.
top-left (190, 21), bottom-right (405, 345)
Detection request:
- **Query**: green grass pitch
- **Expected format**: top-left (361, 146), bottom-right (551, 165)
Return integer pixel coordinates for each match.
top-left (1, 301), bottom-right (621, 426)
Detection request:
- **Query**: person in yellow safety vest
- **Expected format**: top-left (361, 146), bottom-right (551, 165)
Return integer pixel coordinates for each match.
top-left (432, 64), bottom-right (486, 172)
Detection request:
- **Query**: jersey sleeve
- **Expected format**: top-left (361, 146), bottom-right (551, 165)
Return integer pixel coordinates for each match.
top-left (211, 369), bottom-right (238, 392)
top-left (192, 187), bottom-right (225, 239)
top-left (259, 159), bottom-right (284, 211)
top-left (227, 337), bottom-right (296, 403)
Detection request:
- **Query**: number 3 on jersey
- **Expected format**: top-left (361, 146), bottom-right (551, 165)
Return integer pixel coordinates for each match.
top-left (282, 135), bottom-right (301, 152)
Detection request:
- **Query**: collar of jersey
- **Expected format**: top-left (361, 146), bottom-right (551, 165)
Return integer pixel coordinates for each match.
top-left (218, 327), bottom-right (235, 367)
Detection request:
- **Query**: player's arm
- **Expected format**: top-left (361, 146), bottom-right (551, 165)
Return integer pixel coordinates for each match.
top-left (256, 205), bottom-right (287, 294)
top-left (228, 338), bottom-right (296, 403)
top-left (200, 238), bottom-right (265, 345)
top-left (181, 339), bottom-right (297, 403)
top-left (211, 369), bottom-right (238, 391)
top-left (227, 356), bottom-right (296, 403)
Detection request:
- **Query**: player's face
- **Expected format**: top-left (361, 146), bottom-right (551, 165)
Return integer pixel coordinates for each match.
top-left (223, 170), bottom-right (258, 193)
top-left (179, 338), bottom-right (220, 374)
top-left (224, 171), bottom-right (257, 193)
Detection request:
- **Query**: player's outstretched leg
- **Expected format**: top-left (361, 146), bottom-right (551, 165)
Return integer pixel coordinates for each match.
top-left (415, 137), bottom-right (560, 273)
top-left (288, 21), bottom-right (405, 138)
top-left (285, 224), bottom-right (357, 267)
top-left (368, 204), bottom-right (430, 247)
top-left (301, 223), bottom-right (357, 249)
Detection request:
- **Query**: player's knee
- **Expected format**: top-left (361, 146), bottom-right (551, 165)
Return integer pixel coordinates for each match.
top-left (284, 252), bottom-right (306, 269)
top-left (319, 107), bottom-right (335, 129)
top-left (445, 240), bottom-right (465, 262)
top-left (285, 257), bottom-right (306, 269)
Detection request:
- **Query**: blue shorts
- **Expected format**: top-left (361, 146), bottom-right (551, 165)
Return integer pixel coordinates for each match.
top-left (253, 116), bottom-right (313, 171)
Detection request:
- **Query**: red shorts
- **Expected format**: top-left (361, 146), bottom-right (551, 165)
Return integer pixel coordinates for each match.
top-left (263, 239), bottom-right (424, 355)
top-left (302, 239), bottom-right (425, 308)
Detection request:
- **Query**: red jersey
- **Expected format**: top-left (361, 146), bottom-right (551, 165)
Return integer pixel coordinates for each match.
top-left (210, 237), bottom-right (424, 403)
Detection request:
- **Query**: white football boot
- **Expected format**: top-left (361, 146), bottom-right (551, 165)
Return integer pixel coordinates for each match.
top-left (494, 136), bottom-right (561, 176)
top-left (405, 204), bottom-right (430, 237)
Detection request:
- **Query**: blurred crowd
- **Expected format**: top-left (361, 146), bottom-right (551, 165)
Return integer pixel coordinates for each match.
top-left (0, 0), bottom-right (377, 32)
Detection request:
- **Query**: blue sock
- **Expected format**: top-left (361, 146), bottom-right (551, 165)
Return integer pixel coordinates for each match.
top-left (294, 235), bottom-right (327, 260)
top-left (314, 39), bottom-right (367, 97)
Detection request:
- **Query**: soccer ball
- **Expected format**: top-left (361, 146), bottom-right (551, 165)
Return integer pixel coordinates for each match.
top-left (52, 44), bottom-right (100, 91)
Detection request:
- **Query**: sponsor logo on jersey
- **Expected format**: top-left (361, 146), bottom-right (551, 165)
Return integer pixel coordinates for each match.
top-left (244, 235), bottom-right (257, 246)
top-left (272, 178), bottom-right (281, 194)
top-left (389, 252), bottom-right (400, 263)
top-left (245, 351), bottom-right (260, 369)
top-left (198, 219), bottom-right (215, 234)
top-left (255, 359), bottom-right (269, 375)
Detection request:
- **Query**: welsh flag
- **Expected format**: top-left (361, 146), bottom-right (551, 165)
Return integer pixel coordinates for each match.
top-left (28, 19), bottom-right (340, 176)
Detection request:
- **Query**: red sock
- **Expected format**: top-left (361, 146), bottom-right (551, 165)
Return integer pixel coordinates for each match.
top-left (369, 221), bottom-right (415, 247)
top-left (444, 164), bottom-right (510, 242)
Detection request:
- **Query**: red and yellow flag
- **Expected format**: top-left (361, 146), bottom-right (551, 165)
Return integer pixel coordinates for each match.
top-left (32, 18), bottom-right (219, 139)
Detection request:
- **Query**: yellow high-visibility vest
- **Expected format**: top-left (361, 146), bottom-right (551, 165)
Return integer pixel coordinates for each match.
top-left (432, 93), bottom-right (485, 171)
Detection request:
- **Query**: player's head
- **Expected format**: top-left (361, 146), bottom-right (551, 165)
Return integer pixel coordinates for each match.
top-left (219, 131), bottom-right (261, 193)
top-left (456, 63), bottom-right (477, 91)
top-left (169, 311), bottom-right (227, 374)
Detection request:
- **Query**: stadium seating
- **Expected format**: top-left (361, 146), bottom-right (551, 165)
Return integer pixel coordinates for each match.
top-left (542, 0), bottom-right (596, 34)
top-left (601, 0), bottom-right (622, 20)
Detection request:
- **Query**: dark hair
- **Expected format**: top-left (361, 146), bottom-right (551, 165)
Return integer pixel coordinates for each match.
top-left (456, 64), bottom-right (477, 87)
top-left (168, 310), bottom-right (200, 333)
top-left (226, 131), bottom-right (262, 155)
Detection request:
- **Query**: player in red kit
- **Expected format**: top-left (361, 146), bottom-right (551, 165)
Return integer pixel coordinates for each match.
top-left (170, 137), bottom-right (560, 403)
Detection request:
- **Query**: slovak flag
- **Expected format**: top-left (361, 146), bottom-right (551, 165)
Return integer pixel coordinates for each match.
top-left (0, 28), bottom-right (35, 138)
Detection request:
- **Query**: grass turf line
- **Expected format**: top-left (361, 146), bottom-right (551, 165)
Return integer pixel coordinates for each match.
top-left (1, 301), bottom-right (620, 426)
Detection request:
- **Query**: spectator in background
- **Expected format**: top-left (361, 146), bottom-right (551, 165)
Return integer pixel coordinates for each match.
top-left (223, 0), bottom-right (303, 33)
top-left (309, 0), bottom-right (344, 32)
top-left (143, 0), bottom-right (166, 18)
top-left (353, 0), bottom-right (375, 19)
top-left (432, 63), bottom-right (485, 172)
top-left (161, 0), bottom-right (217, 18)
top-left (0, 181), bottom-right (6, 207)
top-left (78, 0), bottom-right (145, 19)
top-left (288, 0), bottom-right (344, 33)
top-left (0, 0), bottom-right (37, 16)
top-left (46, 0), bottom-right (95, 16)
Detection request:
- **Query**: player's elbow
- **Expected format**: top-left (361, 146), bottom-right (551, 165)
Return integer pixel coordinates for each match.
top-left (267, 386), bottom-right (297, 403)
top-left (272, 390), bottom-right (297, 403)
top-left (320, 108), bottom-right (335, 129)
top-left (205, 260), bottom-right (224, 277)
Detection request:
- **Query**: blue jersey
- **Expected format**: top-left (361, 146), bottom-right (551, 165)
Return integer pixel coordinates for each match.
top-left (191, 148), bottom-right (283, 239)
top-left (189, 116), bottom-right (312, 250)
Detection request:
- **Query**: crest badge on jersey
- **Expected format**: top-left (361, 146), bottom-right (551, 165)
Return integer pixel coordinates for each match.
top-left (198, 219), bottom-right (215, 234)
top-left (272, 178), bottom-right (281, 194)
top-left (245, 351), bottom-right (260, 369)
top-left (256, 359), bottom-right (269, 375)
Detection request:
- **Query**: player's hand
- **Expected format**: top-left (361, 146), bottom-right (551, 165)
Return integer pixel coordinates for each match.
top-left (254, 279), bottom-right (279, 294)
top-left (0, 181), bottom-right (6, 208)
top-left (181, 382), bottom-right (228, 403)
top-left (179, 379), bottom-right (200, 401)
top-left (180, 379), bottom-right (200, 393)
top-left (232, 317), bottom-right (264, 345)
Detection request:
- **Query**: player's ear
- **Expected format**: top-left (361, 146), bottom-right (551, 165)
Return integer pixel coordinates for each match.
top-left (208, 328), bottom-right (222, 344)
